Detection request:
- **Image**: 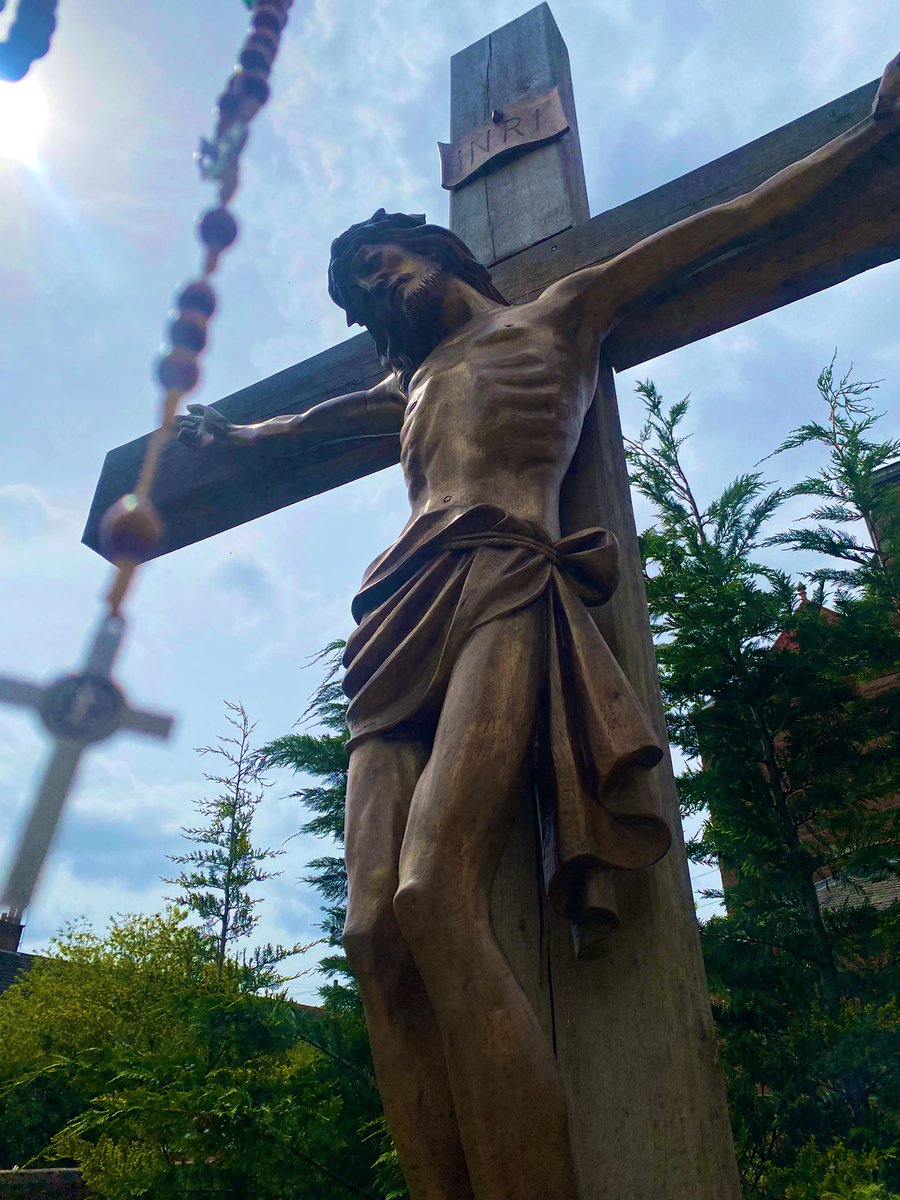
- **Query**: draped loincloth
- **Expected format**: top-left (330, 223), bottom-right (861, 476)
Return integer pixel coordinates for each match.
top-left (342, 504), bottom-right (671, 952)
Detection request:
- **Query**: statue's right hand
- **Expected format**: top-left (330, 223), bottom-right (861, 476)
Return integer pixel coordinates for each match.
top-left (175, 403), bottom-right (233, 449)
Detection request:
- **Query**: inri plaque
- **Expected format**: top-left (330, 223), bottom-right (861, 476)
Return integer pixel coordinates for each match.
top-left (438, 87), bottom-right (569, 190)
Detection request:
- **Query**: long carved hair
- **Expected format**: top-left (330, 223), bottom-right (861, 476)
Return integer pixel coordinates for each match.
top-left (327, 210), bottom-right (509, 390)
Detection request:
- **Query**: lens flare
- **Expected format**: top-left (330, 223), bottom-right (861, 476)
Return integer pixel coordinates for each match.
top-left (0, 76), bottom-right (48, 166)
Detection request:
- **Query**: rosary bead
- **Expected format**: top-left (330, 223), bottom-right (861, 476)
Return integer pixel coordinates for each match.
top-left (0, 0), bottom-right (58, 82)
top-left (253, 5), bottom-right (287, 34)
top-left (177, 279), bottom-right (217, 318)
top-left (248, 25), bottom-right (280, 54)
top-left (241, 27), bottom-right (280, 69)
top-left (216, 88), bottom-right (242, 127)
top-left (234, 69), bottom-right (270, 108)
top-left (169, 314), bottom-right (207, 353)
top-left (198, 206), bottom-right (238, 251)
top-left (157, 347), bottom-right (200, 393)
top-left (99, 495), bottom-right (164, 564)
top-left (239, 31), bottom-right (279, 74)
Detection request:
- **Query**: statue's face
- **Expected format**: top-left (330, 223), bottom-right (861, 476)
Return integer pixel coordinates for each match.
top-left (349, 241), bottom-right (446, 331)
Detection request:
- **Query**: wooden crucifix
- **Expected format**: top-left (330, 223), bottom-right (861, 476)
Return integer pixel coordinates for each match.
top-left (83, 7), bottom-right (900, 1199)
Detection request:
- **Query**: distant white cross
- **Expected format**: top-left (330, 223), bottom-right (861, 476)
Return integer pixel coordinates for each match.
top-left (0, 613), bottom-right (174, 917)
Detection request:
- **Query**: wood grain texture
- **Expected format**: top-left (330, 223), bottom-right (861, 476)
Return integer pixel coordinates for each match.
top-left (547, 362), bottom-right (741, 1198)
top-left (493, 86), bottom-right (900, 370)
top-left (449, 3), bottom-right (590, 265)
top-left (474, 3), bottom-right (588, 1097)
top-left (493, 79), bottom-right (881, 302)
top-left (607, 139), bottom-right (900, 368)
top-left (83, 79), bottom-right (897, 561)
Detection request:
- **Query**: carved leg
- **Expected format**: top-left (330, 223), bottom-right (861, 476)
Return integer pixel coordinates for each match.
top-left (393, 607), bottom-right (580, 1200)
top-left (344, 736), bottom-right (474, 1200)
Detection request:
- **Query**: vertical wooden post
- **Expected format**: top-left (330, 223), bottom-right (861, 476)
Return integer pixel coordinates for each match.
top-left (450, 7), bottom-right (742, 1197)
top-left (449, 2), bottom-right (589, 266)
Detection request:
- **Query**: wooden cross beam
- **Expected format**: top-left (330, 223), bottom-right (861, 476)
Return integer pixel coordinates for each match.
top-left (82, 71), bottom-right (898, 561)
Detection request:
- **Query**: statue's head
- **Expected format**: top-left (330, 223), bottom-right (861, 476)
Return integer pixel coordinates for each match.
top-left (328, 210), bottom-right (508, 388)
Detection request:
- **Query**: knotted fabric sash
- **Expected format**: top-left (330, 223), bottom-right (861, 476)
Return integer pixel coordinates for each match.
top-left (343, 505), bottom-right (671, 949)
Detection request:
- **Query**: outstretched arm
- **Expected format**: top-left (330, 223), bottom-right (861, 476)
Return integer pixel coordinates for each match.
top-left (553, 52), bottom-right (900, 337)
top-left (175, 372), bottom-right (405, 453)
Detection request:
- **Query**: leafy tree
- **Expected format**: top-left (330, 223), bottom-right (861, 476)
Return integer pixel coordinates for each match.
top-left (261, 645), bottom-right (351, 996)
top-left (164, 700), bottom-right (298, 986)
top-left (0, 909), bottom-right (385, 1198)
top-left (626, 376), bottom-right (900, 1199)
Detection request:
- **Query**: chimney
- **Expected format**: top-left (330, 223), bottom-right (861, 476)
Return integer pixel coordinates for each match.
top-left (0, 910), bottom-right (24, 953)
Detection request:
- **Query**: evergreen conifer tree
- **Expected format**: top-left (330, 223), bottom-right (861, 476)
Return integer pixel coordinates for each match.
top-left (765, 357), bottom-right (900, 614)
top-left (164, 700), bottom-right (298, 988)
top-left (626, 375), bottom-right (900, 1199)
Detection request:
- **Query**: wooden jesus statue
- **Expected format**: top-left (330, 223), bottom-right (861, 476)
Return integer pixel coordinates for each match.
top-left (177, 58), bottom-right (899, 1200)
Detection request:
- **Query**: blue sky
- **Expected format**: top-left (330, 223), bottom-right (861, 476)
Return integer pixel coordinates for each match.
top-left (1, 0), bottom-right (898, 1001)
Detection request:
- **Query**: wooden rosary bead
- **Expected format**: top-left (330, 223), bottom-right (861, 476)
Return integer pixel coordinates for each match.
top-left (239, 39), bottom-right (276, 76)
top-left (234, 69), bottom-right (270, 108)
top-left (253, 5), bottom-right (287, 34)
top-left (157, 347), bottom-right (200, 393)
top-left (198, 206), bottom-right (238, 251)
top-left (0, 0), bottom-right (58, 83)
top-left (169, 314), bottom-right (207, 353)
top-left (247, 25), bottom-right (280, 54)
top-left (177, 280), bottom-right (217, 319)
top-left (99, 495), bottom-right (164, 564)
top-left (94, 0), bottom-right (291, 617)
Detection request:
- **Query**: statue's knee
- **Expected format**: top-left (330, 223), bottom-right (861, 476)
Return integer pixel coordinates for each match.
top-left (343, 911), bottom-right (390, 981)
top-left (343, 902), bottom-right (408, 979)
top-left (393, 875), bottom-right (445, 950)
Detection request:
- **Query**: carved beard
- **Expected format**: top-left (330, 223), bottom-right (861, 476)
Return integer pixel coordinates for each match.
top-left (400, 265), bottom-right (445, 331)
top-left (375, 264), bottom-right (447, 388)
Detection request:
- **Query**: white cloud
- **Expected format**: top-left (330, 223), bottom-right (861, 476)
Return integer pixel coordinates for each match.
top-left (799, 0), bottom-right (888, 94)
top-left (618, 61), bottom-right (657, 101)
top-left (69, 751), bottom-right (197, 833)
top-left (0, 483), bottom-right (79, 541)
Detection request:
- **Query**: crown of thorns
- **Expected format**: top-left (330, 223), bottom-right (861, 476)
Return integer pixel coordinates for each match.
top-left (327, 209), bottom-right (506, 326)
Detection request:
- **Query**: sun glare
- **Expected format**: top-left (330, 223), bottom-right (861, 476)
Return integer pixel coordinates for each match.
top-left (0, 76), bottom-right (48, 166)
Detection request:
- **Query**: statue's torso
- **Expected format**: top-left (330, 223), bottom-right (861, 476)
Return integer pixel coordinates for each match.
top-left (399, 297), bottom-right (598, 538)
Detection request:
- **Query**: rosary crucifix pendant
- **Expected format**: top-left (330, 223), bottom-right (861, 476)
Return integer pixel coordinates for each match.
top-left (0, 613), bottom-right (174, 917)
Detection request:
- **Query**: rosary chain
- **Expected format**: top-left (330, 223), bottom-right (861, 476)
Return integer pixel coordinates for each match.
top-left (101, 0), bottom-right (294, 616)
